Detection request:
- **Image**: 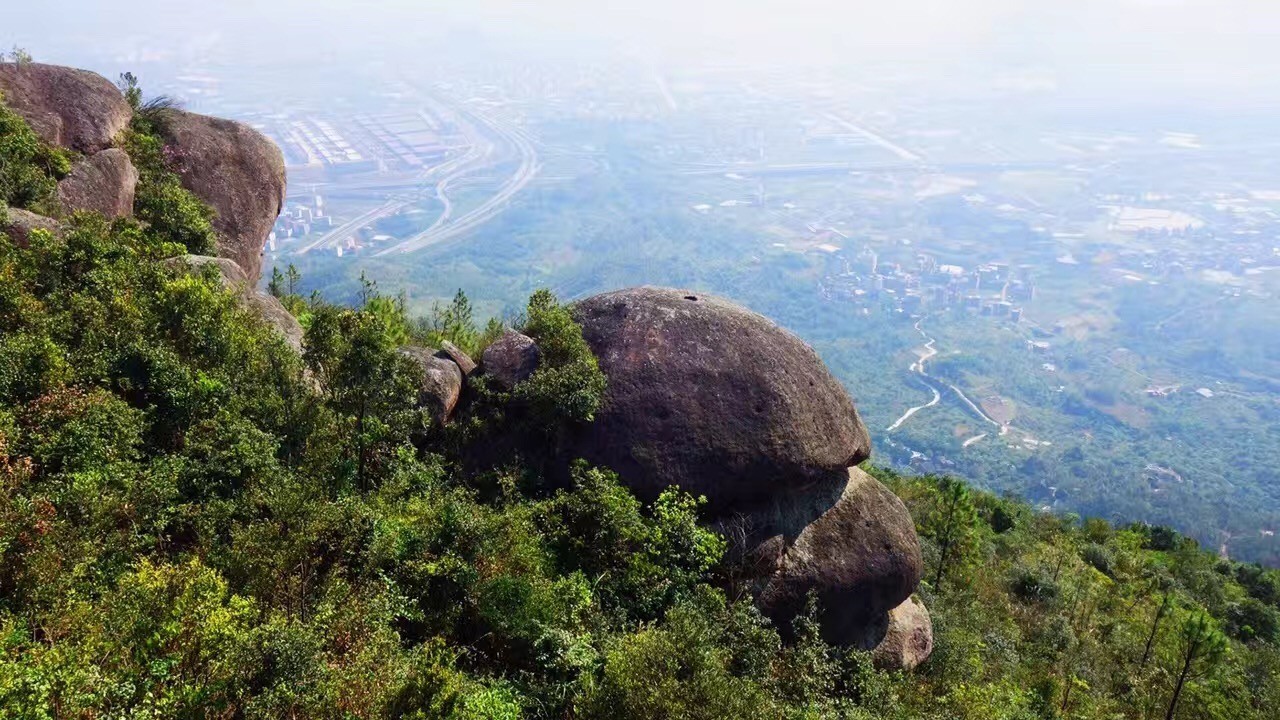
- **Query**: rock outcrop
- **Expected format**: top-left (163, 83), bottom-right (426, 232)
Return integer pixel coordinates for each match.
top-left (1, 208), bottom-right (60, 247)
top-left (400, 346), bottom-right (464, 426)
top-left (1, 63), bottom-right (287, 284)
top-left (749, 467), bottom-right (923, 645)
top-left (56, 148), bottom-right (138, 218)
top-left (481, 330), bottom-right (541, 391)
top-left (570, 286), bottom-right (926, 662)
top-left (162, 111), bottom-right (286, 283)
top-left (0, 63), bottom-right (132, 153)
top-left (571, 286), bottom-right (871, 512)
top-left (864, 596), bottom-right (934, 672)
top-left (162, 254), bottom-right (303, 353)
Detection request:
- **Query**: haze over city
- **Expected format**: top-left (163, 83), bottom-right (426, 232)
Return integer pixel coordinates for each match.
top-left (8, 1), bottom-right (1280, 716)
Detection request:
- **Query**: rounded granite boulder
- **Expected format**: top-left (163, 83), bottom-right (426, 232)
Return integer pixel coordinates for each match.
top-left (748, 467), bottom-right (924, 646)
top-left (0, 63), bottom-right (132, 153)
top-left (162, 110), bottom-right (286, 283)
top-left (1, 208), bottom-right (60, 248)
top-left (56, 148), bottom-right (139, 219)
top-left (399, 346), bottom-right (464, 426)
top-left (481, 329), bottom-right (541, 391)
top-left (867, 596), bottom-right (934, 672)
top-left (570, 286), bottom-right (871, 511)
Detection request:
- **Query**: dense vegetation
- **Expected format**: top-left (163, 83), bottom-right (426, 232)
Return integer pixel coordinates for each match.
top-left (4, 92), bottom-right (1280, 719)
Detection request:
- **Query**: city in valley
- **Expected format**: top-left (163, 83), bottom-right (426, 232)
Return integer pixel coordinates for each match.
top-left (80, 49), bottom-right (1280, 563)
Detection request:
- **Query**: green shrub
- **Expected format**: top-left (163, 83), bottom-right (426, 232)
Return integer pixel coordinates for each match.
top-left (515, 289), bottom-right (606, 428)
top-left (0, 94), bottom-right (71, 216)
top-left (123, 128), bottom-right (217, 254)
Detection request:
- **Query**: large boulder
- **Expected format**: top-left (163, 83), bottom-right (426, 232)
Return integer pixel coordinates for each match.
top-left (400, 346), bottom-right (464, 426)
top-left (866, 596), bottom-right (934, 672)
top-left (1, 208), bottom-right (59, 247)
top-left (745, 467), bottom-right (923, 646)
top-left (571, 287), bottom-right (871, 512)
top-left (0, 63), bottom-right (131, 153)
top-left (481, 330), bottom-right (541, 391)
top-left (56, 148), bottom-right (138, 218)
top-left (162, 254), bottom-right (303, 353)
top-left (162, 111), bottom-right (286, 283)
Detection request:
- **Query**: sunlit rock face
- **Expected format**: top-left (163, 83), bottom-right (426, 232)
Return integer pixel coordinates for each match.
top-left (0, 63), bottom-right (132, 153)
top-left (571, 286), bottom-right (871, 513)
top-left (161, 110), bottom-right (286, 284)
top-left (571, 286), bottom-right (925, 661)
top-left (57, 148), bottom-right (138, 218)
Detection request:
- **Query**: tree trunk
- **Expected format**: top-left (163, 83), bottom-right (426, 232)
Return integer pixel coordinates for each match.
top-left (933, 537), bottom-right (951, 590)
top-left (1164, 658), bottom-right (1192, 720)
top-left (1141, 596), bottom-right (1168, 668)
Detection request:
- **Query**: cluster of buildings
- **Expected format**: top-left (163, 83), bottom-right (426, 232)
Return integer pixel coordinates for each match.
top-left (272, 196), bottom-right (334, 240)
top-left (824, 248), bottom-right (1034, 320)
top-left (264, 109), bottom-right (462, 181)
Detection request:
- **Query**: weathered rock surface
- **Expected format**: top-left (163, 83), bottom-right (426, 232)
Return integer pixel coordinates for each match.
top-left (162, 254), bottom-right (249, 286)
top-left (162, 111), bottom-right (286, 283)
top-left (56, 148), bottom-right (138, 218)
top-left (481, 330), bottom-right (541, 390)
top-left (571, 286), bottom-right (872, 511)
top-left (400, 346), bottom-right (464, 425)
top-left (163, 254), bottom-right (303, 353)
top-left (0, 63), bottom-right (131, 153)
top-left (438, 340), bottom-right (477, 376)
top-left (243, 291), bottom-right (305, 354)
top-left (1, 208), bottom-right (60, 247)
top-left (745, 467), bottom-right (923, 646)
top-left (866, 596), bottom-right (934, 672)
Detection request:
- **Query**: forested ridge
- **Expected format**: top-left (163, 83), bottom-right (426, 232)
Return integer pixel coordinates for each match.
top-left (4, 83), bottom-right (1280, 719)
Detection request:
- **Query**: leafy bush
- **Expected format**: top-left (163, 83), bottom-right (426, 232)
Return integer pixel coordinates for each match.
top-left (123, 126), bottom-right (217, 254)
top-left (1082, 543), bottom-right (1115, 577)
top-left (0, 94), bottom-right (71, 216)
top-left (1010, 566), bottom-right (1060, 603)
top-left (515, 289), bottom-right (607, 428)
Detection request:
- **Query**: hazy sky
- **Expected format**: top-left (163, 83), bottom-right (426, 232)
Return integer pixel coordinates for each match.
top-left (4, 0), bottom-right (1280, 104)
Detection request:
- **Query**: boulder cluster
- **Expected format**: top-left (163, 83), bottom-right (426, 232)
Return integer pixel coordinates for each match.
top-left (2, 63), bottom-right (931, 670)
top-left (398, 329), bottom-right (545, 427)
top-left (0, 62), bottom-right (285, 286)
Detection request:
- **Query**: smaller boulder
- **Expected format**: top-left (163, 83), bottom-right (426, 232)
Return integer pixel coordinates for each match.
top-left (437, 340), bottom-right (477, 375)
top-left (867, 597), bottom-right (933, 672)
top-left (244, 291), bottom-right (305, 354)
top-left (749, 467), bottom-right (924, 646)
top-left (56, 148), bottom-right (138, 219)
top-left (0, 63), bottom-right (132, 153)
top-left (481, 330), bottom-right (541, 391)
top-left (161, 254), bottom-right (249, 286)
top-left (400, 346), bottom-right (464, 426)
top-left (1, 208), bottom-right (59, 247)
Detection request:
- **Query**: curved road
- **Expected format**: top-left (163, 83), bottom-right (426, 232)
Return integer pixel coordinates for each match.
top-left (376, 105), bottom-right (538, 256)
top-left (886, 318), bottom-right (941, 431)
top-left (886, 317), bottom-right (1003, 438)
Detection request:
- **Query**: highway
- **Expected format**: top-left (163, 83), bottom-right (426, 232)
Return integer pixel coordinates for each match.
top-left (376, 102), bottom-right (538, 256)
top-left (294, 97), bottom-right (501, 255)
